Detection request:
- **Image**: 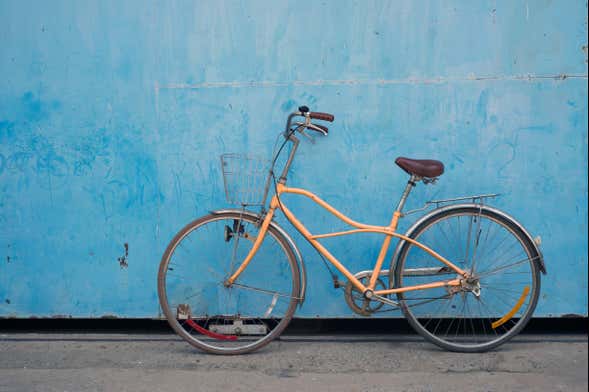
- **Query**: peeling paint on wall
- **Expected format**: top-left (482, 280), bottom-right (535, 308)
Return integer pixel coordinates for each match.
top-left (118, 243), bottom-right (129, 269)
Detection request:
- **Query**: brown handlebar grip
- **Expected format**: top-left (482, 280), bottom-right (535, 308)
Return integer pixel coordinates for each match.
top-left (309, 112), bottom-right (335, 122)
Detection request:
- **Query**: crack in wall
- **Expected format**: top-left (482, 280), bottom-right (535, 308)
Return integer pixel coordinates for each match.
top-left (157, 73), bottom-right (588, 90)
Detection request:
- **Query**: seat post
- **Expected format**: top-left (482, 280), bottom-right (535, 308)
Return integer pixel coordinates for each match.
top-left (395, 175), bottom-right (419, 213)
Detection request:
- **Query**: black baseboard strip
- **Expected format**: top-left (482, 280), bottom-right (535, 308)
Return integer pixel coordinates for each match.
top-left (0, 317), bottom-right (586, 335)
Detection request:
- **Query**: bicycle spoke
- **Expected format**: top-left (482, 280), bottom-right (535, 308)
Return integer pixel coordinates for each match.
top-left (231, 283), bottom-right (299, 300)
top-left (477, 256), bottom-right (535, 278)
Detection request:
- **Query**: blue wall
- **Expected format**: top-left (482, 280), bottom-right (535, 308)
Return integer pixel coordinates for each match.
top-left (0, 1), bottom-right (587, 318)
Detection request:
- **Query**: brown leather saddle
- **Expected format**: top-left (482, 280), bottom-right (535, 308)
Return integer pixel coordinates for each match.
top-left (395, 157), bottom-right (444, 178)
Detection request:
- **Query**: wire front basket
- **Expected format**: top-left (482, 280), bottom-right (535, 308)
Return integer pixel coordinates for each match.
top-left (220, 153), bottom-right (272, 206)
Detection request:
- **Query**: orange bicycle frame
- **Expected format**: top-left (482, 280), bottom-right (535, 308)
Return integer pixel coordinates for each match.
top-left (226, 183), bottom-right (468, 297)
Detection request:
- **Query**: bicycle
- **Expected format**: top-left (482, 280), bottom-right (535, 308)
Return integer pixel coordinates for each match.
top-left (158, 106), bottom-right (546, 355)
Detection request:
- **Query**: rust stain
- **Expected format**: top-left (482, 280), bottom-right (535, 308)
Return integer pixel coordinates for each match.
top-left (118, 243), bottom-right (129, 268)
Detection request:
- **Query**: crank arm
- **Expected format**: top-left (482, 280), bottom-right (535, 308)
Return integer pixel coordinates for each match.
top-left (371, 294), bottom-right (399, 307)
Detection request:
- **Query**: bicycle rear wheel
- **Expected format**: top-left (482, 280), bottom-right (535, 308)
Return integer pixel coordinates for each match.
top-left (158, 211), bottom-right (300, 355)
top-left (393, 205), bottom-right (541, 352)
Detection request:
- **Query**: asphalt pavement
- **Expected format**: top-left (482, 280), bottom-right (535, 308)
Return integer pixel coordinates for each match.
top-left (0, 333), bottom-right (586, 391)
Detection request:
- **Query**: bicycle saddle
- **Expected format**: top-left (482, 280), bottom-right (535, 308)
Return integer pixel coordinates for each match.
top-left (395, 157), bottom-right (444, 178)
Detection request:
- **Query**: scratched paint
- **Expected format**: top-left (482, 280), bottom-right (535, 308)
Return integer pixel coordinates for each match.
top-left (0, 1), bottom-right (587, 318)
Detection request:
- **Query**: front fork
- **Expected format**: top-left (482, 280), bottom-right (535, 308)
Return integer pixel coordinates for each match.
top-left (224, 197), bottom-right (279, 287)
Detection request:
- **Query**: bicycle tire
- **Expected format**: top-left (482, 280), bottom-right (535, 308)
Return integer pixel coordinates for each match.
top-left (392, 205), bottom-right (541, 352)
top-left (158, 211), bottom-right (300, 355)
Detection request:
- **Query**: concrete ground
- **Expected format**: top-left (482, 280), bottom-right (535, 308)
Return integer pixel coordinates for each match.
top-left (0, 333), bottom-right (586, 392)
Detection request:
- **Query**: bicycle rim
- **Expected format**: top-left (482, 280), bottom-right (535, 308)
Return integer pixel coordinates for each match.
top-left (158, 212), bottom-right (300, 354)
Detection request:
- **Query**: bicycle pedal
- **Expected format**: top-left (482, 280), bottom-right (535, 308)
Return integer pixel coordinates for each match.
top-left (209, 320), bottom-right (267, 335)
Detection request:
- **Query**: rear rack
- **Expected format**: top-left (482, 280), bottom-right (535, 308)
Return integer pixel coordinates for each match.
top-left (403, 193), bottom-right (500, 216)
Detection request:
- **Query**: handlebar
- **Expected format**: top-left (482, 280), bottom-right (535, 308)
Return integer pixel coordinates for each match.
top-left (284, 106), bottom-right (334, 138)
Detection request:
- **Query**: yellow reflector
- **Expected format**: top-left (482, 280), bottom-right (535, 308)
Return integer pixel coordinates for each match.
top-left (491, 286), bottom-right (530, 329)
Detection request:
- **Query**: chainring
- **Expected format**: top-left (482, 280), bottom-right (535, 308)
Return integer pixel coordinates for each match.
top-left (344, 274), bottom-right (387, 316)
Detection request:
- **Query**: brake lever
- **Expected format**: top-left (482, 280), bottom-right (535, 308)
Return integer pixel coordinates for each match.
top-left (305, 123), bottom-right (328, 136)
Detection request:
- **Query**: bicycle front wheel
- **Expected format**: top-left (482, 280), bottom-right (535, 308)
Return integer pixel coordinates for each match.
top-left (158, 211), bottom-right (300, 355)
top-left (393, 205), bottom-right (541, 352)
